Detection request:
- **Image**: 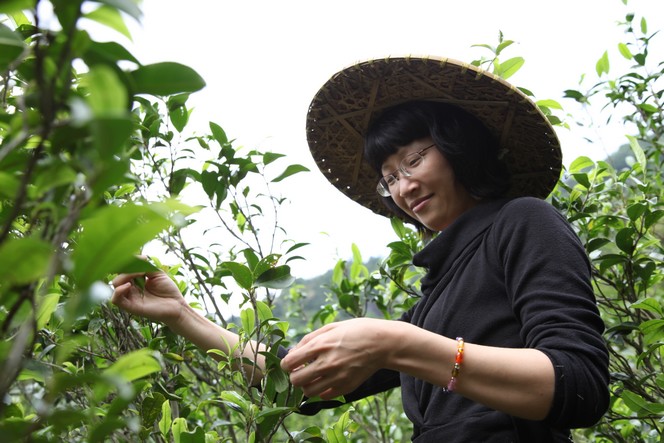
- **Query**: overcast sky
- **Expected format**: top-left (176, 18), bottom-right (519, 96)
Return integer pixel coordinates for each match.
top-left (121, 0), bottom-right (663, 279)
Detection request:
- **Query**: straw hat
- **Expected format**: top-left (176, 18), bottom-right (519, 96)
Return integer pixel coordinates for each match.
top-left (305, 56), bottom-right (562, 218)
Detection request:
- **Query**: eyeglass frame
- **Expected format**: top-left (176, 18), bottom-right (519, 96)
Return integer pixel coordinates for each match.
top-left (376, 144), bottom-right (436, 197)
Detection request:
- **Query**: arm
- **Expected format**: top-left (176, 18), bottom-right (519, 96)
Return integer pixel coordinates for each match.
top-left (282, 200), bottom-right (608, 425)
top-left (111, 271), bottom-right (266, 383)
top-left (280, 318), bottom-right (554, 420)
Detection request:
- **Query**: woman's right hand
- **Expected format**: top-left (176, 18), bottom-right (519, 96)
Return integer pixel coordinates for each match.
top-left (111, 271), bottom-right (186, 325)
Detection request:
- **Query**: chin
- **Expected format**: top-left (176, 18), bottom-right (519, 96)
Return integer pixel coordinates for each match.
top-left (420, 218), bottom-right (452, 232)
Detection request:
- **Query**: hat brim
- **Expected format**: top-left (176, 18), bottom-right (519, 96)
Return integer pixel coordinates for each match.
top-left (305, 56), bottom-right (562, 219)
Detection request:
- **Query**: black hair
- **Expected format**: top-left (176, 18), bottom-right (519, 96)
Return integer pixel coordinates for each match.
top-left (364, 100), bottom-right (510, 228)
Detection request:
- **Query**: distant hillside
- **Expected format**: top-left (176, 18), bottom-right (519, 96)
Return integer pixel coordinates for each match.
top-left (272, 256), bottom-right (383, 332)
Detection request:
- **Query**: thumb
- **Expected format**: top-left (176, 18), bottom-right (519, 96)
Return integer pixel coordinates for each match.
top-left (110, 282), bottom-right (133, 307)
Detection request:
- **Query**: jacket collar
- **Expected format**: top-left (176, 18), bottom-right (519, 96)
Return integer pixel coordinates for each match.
top-left (413, 198), bottom-right (510, 295)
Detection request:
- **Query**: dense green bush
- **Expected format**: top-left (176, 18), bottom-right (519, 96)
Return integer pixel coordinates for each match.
top-left (0, 1), bottom-right (661, 442)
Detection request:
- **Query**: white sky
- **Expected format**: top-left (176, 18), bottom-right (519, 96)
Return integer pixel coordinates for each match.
top-left (122, 0), bottom-right (663, 279)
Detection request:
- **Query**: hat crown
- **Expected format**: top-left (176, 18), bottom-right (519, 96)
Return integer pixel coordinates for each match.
top-left (306, 56), bottom-right (562, 218)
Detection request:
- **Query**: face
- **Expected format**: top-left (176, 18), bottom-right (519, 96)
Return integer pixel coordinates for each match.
top-left (380, 137), bottom-right (479, 231)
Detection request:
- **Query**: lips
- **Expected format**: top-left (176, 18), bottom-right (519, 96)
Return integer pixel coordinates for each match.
top-left (409, 194), bottom-right (433, 213)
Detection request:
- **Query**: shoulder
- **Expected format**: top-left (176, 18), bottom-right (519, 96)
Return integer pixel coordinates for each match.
top-left (490, 197), bottom-right (581, 251)
top-left (498, 196), bottom-right (564, 220)
top-left (494, 197), bottom-right (570, 232)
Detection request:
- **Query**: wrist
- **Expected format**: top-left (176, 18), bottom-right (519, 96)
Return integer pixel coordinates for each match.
top-left (382, 321), bottom-right (418, 370)
top-left (164, 299), bottom-right (196, 333)
top-left (384, 322), bottom-right (457, 376)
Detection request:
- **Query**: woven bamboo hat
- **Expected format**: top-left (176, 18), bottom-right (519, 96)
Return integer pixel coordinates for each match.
top-left (305, 56), bottom-right (562, 218)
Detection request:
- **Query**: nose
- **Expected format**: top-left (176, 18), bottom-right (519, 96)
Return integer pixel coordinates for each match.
top-left (397, 174), bottom-right (418, 197)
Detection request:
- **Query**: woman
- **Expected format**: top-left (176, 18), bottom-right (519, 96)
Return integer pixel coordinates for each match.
top-left (112, 56), bottom-right (609, 442)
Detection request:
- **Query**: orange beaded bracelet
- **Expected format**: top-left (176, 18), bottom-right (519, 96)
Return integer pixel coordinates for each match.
top-left (443, 337), bottom-right (464, 392)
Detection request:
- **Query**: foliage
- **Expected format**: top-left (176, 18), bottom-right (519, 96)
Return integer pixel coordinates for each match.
top-left (0, 1), bottom-right (662, 443)
top-left (0, 1), bottom-right (309, 441)
top-left (553, 12), bottom-right (664, 442)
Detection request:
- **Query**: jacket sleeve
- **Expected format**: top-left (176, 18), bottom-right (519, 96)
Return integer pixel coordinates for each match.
top-left (493, 197), bottom-right (610, 428)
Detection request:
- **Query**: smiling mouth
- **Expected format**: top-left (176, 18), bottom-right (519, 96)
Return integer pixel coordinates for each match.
top-left (409, 195), bottom-right (432, 212)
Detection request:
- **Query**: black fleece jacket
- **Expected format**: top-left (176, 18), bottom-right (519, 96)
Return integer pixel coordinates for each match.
top-left (294, 197), bottom-right (610, 442)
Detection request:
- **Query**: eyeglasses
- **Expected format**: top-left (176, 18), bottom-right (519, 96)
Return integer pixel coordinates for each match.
top-left (376, 144), bottom-right (435, 197)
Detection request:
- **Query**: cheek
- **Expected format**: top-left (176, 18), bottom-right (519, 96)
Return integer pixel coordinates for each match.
top-left (391, 196), bottom-right (414, 216)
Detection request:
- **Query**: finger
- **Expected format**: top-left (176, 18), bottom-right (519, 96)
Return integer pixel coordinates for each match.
top-left (282, 324), bottom-right (338, 371)
top-left (281, 346), bottom-right (320, 372)
top-left (112, 272), bottom-right (146, 287)
top-left (110, 282), bottom-right (133, 307)
top-left (301, 376), bottom-right (341, 400)
top-left (319, 387), bottom-right (340, 400)
top-left (298, 322), bottom-right (337, 345)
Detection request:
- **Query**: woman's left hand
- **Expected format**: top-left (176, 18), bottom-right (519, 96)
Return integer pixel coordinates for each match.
top-left (280, 318), bottom-right (393, 399)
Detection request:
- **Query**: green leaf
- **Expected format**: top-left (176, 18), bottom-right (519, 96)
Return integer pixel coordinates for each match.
top-left (263, 152), bottom-right (285, 165)
top-left (496, 56), bottom-right (524, 80)
top-left (104, 349), bottom-right (161, 381)
top-left (33, 163), bottom-right (78, 195)
top-left (36, 293), bottom-right (60, 330)
top-left (89, 418), bottom-right (127, 443)
top-left (219, 391), bottom-right (250, 414)
top-left (645, 210), bottom-right (664, 229)
top-left (535, 99), bottom-right (563, 110)
top-left (72, 202), bottom-right (191, 288)
top-left (255, 300), bottom-right (273, 323)
top-left (241, 307), bottom-right (256, 333)
top-left (563, 89), bottom-right (586, 103)
top-left (266, 366), bottom-right (290, 394)
top-left (0, 172), bottom-right (20, 198)
top-left (209, 121), bottom-right (228, 145)
top-left (255, 406), bottom-right (292, 423)
top-left (571, 172), bottom-right (590, 189)
top-left (626, 135), bottom-right (646, 168)
top-left (180, 427), bottom-right (206, 443)
top-left (640, 319), bottom-right (664, 345)
top-left (615, 227), bottom-right (635, 254)
top-left (0, 237), bottom-right (52, 285)
top-left (84, 5), bottom-right (131, 39)
top-left (222, 261), bottom-right (254, 290)
top-left (169, 169), bottom-right (190, 196)
top-left (255, 265), bottom-right (295, 289)
top-left (637, 103), bottom-right (658, 114)
top-left (626, 202), bottom-right (647, 222)
top-left (251, 252), bottom-right (277, 276)
top-left (45, 408), bottom-right (88, 433)
top-left (586, 238), bottom-right (610, 253)
top-left (159, 399), bottom-right (172, 438)
top-left (141, 393), bottom-right (166, 429)
top-left (96, 0), bottom-right (142, 21)
top-left (568, 156), bottom-right (594, 173)
top-left (271, 164), bottom-right (310, 182)
top-left (172, 417), bottom-right (188, 443)
top-left (621, 390), bottom-right (664, 414)
top-left (0, 0), bottom-right (33, 14)
top-left (91, 116), bottom-right (135, 159)
top-left (83, 64), bottom-right (128, 117)
top-left (169, 105), bottom-right (189, 132)
top-left (0, 23), bottom-right (27, 70)
top-left (618, 42), bottom-right (632, 60)
top-left (83, 40), bottom-right (140, 65)
top-left (631, 298), bottom-right (663, 316)
top-left (116, 256), bottom-right (159, 274)
top-left (595, 51), bottom-right (610, 76)
top-left (131, 62), bottom-right (206, 96)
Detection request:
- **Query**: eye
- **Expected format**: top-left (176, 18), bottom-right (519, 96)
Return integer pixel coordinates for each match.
top-left (384, 175), bottom-right (398, 187)
top-left (404, 154), bottom-right (423, 169)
